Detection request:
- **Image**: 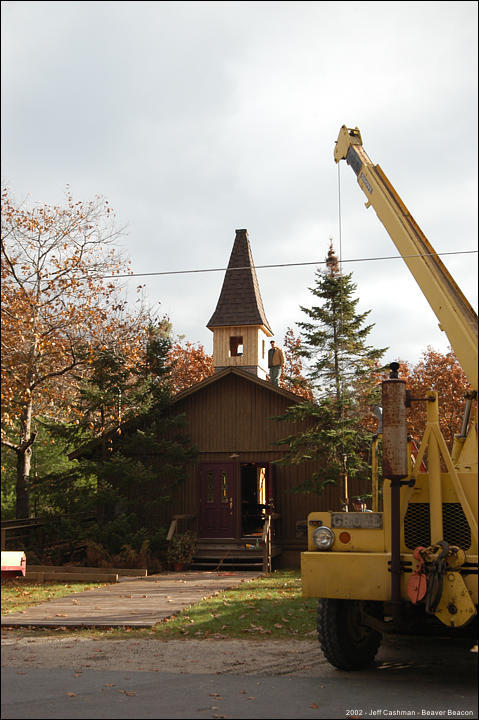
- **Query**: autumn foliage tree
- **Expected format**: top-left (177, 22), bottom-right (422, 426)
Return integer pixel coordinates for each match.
top-left (279, 327), bottom-right (314, 400)
top-left (403, 347), bottom-right (473, 450)
top-left (167, 339), bottom-right (214, 394)
top-left (1, 187), bottom-right (143, 518)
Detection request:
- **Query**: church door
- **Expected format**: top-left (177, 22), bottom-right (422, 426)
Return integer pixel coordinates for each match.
top-left (199, 463), bottom-right (236, 538)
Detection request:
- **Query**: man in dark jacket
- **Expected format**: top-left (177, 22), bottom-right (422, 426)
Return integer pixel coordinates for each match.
top-left (268, 340), bottom-right (285, 386)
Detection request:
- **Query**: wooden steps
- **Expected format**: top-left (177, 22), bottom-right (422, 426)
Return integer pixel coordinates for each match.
top-left (191, 540), bottom-right (281, 572)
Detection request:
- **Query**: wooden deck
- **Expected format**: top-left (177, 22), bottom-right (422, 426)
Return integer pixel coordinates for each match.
top-left (1, 570), bottom-right (262, 628)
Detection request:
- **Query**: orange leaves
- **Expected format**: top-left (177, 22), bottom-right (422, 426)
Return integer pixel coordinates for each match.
top-left (404, 347), bottom-right (472, 449)
top-left (1, 187), bottom-right (130, 434)
top-left (167, 340), bottom-right (215, 394)
top-left (279, 327), bottom-right (314, 400)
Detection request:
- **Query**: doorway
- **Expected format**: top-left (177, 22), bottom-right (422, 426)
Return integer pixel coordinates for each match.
top-left (241, 463), bottom-right (270, 537)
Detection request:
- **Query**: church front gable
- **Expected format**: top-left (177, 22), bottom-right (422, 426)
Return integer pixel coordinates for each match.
top-left (173, 369), bottom-right (300, 454)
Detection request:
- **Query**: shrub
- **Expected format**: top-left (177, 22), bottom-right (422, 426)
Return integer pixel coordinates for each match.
top-left (167, 530), bottom-right (197, 567)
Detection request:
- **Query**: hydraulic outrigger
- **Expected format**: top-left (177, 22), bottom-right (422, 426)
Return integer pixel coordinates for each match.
top-left (301, 126), bottom-right (478, 670)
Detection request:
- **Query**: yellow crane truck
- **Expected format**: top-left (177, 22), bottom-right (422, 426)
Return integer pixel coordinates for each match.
top-left (301, 126), bottom-right (478, 669)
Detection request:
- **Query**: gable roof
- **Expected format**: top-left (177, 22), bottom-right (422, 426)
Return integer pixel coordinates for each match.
top-left (207, 229), bottom-right (273, 333)
top-left (68, 368), bottom-right (304, 460)
top-left (171, 366), bottom-right (303, 405)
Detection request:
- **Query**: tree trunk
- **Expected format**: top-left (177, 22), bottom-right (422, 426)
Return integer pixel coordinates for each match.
top-left (332, 319), bottom-right (342, 415)
top-left (15, 398), bottom-right (35, 518)
top-left (16, 446), bottom-right (32, 519)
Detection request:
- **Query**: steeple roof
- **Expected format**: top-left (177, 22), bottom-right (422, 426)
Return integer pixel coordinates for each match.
top-left (207, 229), bottom-right (272, 333)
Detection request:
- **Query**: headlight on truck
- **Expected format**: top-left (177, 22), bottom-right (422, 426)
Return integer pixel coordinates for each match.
top-left (312, 526), bottom-right (335, 550)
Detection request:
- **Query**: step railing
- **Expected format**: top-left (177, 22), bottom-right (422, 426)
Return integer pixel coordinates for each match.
top-left (166, 514), bottom-right (196, 542)
top-left (262, 512), bottom-right (279, 573)
top-left (170, 512), bottom-right (280, 573)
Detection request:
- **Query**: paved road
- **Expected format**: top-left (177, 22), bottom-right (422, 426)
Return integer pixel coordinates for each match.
top-left (1, 635), bottom-right (477, 719)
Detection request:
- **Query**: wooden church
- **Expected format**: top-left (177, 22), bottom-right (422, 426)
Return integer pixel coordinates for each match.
top-left (162, 229), bottom-right (369, 570)
top-left (70, 229), bottom-right (369, 570)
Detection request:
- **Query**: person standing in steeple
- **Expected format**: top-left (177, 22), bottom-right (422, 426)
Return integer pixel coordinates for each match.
top-left (268, 340), bottom-right (285, 386)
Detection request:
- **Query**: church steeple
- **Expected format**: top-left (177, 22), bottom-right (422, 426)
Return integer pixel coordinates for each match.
top-left (207, 229), bottom-right (273, 378)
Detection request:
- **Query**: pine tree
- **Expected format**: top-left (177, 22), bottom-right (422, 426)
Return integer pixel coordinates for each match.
top-left (276, 242), bottom-right (387, 496)
top-left (41, 319), bottom-right (197, 556)
top-left (298, 242), bottom-right (386, 410)
top-left (76, 319), bottom-right (196, 525)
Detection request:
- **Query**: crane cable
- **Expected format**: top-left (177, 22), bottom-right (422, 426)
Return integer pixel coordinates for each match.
top-left (337, 161), bottom-right (348, 509)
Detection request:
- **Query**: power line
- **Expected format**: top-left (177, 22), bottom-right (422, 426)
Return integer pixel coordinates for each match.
top-left (94, 249), bottom-right (478, 281)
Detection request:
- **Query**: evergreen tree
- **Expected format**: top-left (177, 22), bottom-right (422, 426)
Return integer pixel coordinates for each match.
top-left (37, 318), bottom-right (197, 560)
top-left (77, 319), bottom-right (174, 437)
top-left (298, 242), bottom-right (386, 410)
top-left (276, 242), bottom-right (387, 497)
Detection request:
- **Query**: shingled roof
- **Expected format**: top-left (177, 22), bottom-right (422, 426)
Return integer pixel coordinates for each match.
top-left (207, 229), bottom-right (273, 333)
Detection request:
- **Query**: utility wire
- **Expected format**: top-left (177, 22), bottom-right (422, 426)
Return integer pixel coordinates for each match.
top-left (92, 249), bottom-right (478, 281)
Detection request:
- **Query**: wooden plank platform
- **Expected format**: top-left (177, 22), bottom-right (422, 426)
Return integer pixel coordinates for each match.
top-left (23, 565), bottom-right (147, 582)
top-left (24, 571), bottom-right (119, 583)
top-left (1, 570), bottom-right (262, 628)
top-left (27, 565), bottom-right (147, 577)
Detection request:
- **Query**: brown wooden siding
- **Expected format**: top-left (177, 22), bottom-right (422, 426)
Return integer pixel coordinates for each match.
top-left (174, 373), bottom-right (301, 452)
top-left (163, 371), bottom-right (371, 547)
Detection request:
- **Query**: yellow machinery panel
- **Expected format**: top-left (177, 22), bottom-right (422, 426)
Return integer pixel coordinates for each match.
top-left (302, 551), bottom-right (391, 601)
top-left (302, 550), bottom-right (477, 604)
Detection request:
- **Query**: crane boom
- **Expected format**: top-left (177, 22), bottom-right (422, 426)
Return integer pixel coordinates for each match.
top-left (300, 128), bottom-right (477, 670)
top-left (334, 125), bottom-right (478, 391)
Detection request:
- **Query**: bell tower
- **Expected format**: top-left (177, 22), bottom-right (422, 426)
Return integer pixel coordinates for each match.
top-left (207, 229), bottom-right (273, 379)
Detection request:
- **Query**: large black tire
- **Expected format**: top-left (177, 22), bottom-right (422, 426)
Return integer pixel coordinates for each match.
top-left (317, 598), bottom-right (382, 670)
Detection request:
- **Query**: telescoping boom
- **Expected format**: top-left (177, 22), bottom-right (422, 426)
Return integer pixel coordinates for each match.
top-left (334, 125), bottom-right (477, 391)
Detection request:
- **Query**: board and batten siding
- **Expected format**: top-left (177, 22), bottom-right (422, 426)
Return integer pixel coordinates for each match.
top-left (174, 372), bottom-right (298, 451)
top-left (166, 370), bottom-right (371, 547)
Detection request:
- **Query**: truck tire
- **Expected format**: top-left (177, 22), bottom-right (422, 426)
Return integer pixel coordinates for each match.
top-left (317, 598), bottom-right (382, 670)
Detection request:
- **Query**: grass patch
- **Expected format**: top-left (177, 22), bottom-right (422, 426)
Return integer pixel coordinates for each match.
top-left (153, 569), bottom-right (317, 640)
top-left (1, 578), bottom-right (108, 615)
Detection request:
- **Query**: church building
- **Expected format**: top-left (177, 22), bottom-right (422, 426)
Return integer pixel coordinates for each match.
top-left (70, 228), bottom-right (369, 570)
top-left (165, 229), bottom-right (368, 569)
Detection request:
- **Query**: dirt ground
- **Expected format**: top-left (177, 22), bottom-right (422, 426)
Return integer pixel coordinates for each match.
top-left (1, 632), bottom-right (326, 677)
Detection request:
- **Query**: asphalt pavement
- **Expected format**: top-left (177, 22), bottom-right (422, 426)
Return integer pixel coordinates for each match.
top-left (1, 635), bottom-right (477, 719)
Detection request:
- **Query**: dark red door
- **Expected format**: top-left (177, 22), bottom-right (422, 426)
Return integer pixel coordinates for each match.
top-left (199, 463), bottom-right (235, 538)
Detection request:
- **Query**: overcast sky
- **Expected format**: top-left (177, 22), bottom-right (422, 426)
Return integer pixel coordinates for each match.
top-left (2, 0), bottom-right (477, 368)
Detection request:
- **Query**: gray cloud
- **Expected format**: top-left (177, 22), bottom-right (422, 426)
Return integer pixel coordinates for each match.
top-left (2, 0), bottom-right (477, 365)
